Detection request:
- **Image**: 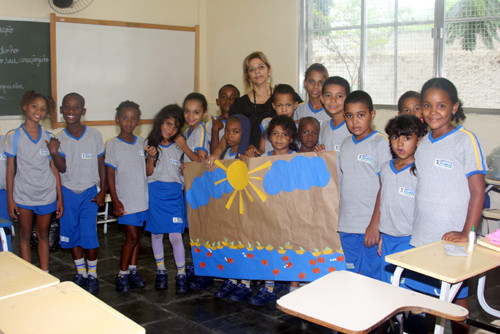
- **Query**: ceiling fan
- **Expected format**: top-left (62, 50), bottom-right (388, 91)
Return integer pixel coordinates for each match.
top-left (48, 0), bottom-right (94, 14)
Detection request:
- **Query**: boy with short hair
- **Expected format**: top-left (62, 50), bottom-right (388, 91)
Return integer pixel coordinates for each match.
top-left (47, 92), bottom-right (107, 294)
top-left (207, 84), bottom-right (240, 154)
top-left (337, 90), bottom-right (391, 280)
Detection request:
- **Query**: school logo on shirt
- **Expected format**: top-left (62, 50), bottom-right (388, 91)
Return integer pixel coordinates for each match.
top-left (398, 187), bottom-right (415, 198)
top-left (357, 154), bottom-right (373, 163)
top-left (0, 153), bottom-right (6, 160)
top-left (170, 158), bottom-right (181, 166)
top-left (334, 145), bottom-right (340, 152)
top-left (139, 150), bottom-right (145, 156)
top-left (173, 217), bottom-right (183, 223)
top-left (434, 159), bottom-right (453, 169)
top-left (81, 153), bottom-right (94, 159)
top-left (39, 149), bottom-right (49, 156)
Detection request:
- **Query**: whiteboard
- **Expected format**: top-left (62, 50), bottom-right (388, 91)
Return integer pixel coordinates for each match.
top-left (51, 15), bottom-right (198, 126)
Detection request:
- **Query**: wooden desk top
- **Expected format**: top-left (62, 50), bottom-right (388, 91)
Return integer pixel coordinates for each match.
top-left (485, 178), bottom-right (500, 186)
top-left (0, 282), bottom-right (145, 334)
top-left (385, 241), bottom-right (500, 284)
top-left (276, 271), bottom-right (468, 334)
top-left (0, 251), bottom-right (60, 300)
top-left (477, 237), bottom-right (500, 253)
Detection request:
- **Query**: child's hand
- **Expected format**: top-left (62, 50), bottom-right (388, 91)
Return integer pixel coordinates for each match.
top-left (112, 200), bottom-right (126, 217)
top-left (442, 230), bottom-right (468, 243)
top-left (377, 235), bottom-right (383, 256)
top-left (206, 155), bottom-right (217, 171)
top-left (212, 116), bottom-right (224, 133)
top-left (196, 151), bottom-right (208, 163)
top-left (144, 145), bottom-right (158, 158)
top-left (364, 224), bottom-right (380, 248)
top-left (56, 200), bottom-right (64, 219)
top-left (92, 190), bottom-right (106, 207)
top-left (7, 198), bottom-right (19, 219)
top-left (245, 145), bottom-right (262, 158)
top-left (314, 144), bottom-right (326, 154)
top-left (46, 138), bottom-right (60, 156)
top-left (174, 134), bottom-right (187, 148)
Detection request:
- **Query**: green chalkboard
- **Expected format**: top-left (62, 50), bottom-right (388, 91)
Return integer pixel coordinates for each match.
top-left (0, 19), bottom-right (50, 117)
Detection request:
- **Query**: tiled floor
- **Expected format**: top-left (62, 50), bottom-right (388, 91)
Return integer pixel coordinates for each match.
top-left (8, 222), bottom-right (500, 334)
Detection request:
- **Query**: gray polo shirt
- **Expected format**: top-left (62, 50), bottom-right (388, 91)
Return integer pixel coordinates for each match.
top-left (338, 131), bottom-right (392, 233)
top-left (378, 160), bottom-right (417, 237)
top-left (146, 141), bottom-right (184, 185)
top-left (5, 125), bottom-right (57, 205)
top-left (56, 126), bottom-right (105, 193)
top-left (411, 126), bottom-right (487, 247)
top-left (105, 136), bottom-right (148, 214)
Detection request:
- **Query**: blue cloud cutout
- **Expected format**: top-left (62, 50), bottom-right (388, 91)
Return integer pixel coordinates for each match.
top-left (263, 156), bottom-right (330, 195)
top-left (186, 168), bottom-right (233, 209)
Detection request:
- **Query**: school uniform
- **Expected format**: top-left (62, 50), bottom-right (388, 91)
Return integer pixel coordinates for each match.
top-left (0, 135), bottom-right (9, 219)
top-left (293, 101), bottom-right (330, 123)
top-left (318, 120), bottom-right (350, 153)
top-left (56, 126), bottom-right (105, 249)
top-left (105, 136), bottom-right (148, 226)
top-left (405, 126), bottom-right (487, 298)
top-left (222, 148), bottom-right (238, 160)
top-left (337, 131), bottom-right (392, 279)
top-left (378, 160), bottom-right (417, 284)
top-left (4, 124), bottom-right (57, 212)
top-left (205, 117), bottom-right (226, 146)
top-left (183, 122), bottom-right (208, 163)
top-left (146, 141), bottom-right (186, 234)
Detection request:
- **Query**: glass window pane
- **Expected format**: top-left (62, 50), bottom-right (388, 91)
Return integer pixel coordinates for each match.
top-left (444, 0), bottom-right (500, 108)
top-left (310, 29), bottom-right (361, 90)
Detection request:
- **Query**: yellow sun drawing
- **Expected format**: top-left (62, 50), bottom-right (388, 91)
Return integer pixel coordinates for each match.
top-left (214, 159), bottom-right (272, 215)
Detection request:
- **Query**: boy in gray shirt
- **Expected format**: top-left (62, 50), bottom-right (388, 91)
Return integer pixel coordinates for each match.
top-left (48, 92), bottom-right (106, 295)
top-left (337, 91), bottom-right (391, 280)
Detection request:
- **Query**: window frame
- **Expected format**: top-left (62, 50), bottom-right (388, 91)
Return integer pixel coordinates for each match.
top-left (299, 0), bottom-right (500, 113)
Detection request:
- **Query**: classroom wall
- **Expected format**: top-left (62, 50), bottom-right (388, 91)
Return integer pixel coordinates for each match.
top-left (1, 0), bottom-right (499, 159)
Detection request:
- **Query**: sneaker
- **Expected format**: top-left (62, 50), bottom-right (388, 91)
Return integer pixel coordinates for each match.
top-left (189, 276), bottom-right (214, 290)
top-left (186, 264), bottom-right (195, 282)
top-left (73, 274), bottom-right (87, 288)
top-left (115, 274), bottom-right (130, 293)
top-left (228, 283), bottom-right (252, 302)
top-left (274, 281), bottom-right (290, 294)
top-left (128, 270), bottom-right (146, 289)
top-left (248, 285), bottom-right (277, 306)
top-left (175, 274), bottom-right (189, 294)
top-left (155, 270), bottom-right (168, 290)
top-left (86, 276), bottom-right (100, 295)
top-left (214, 280), bottom-right (238, 299)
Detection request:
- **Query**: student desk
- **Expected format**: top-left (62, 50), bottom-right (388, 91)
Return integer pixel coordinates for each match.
top-left (0, 251), bottom-right (60, 300)
top-left (385, 241), bottom-right (500, 334)
top-left (276, 270), bottom-right (468, 334)
top-left (0, 281), bottom-right (145, 334)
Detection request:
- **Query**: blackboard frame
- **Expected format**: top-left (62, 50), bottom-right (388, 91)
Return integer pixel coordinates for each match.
top-left (50, 14), bottom-right (199, 128)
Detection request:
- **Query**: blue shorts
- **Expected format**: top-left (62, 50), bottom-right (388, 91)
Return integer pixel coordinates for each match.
top-left (118, 211), bottom-right (147, 227)
top-left (0, 189), bottom-right (9, 219)
top-left (17, 200), bottom-right (57, 216)
top-left (146, 181), bottom-right (186, 234)
top-left (339, 232), bottom-right (381, 280)
top-left (380, 234), bottom-right (412, 285)
top-left (59, 186), bottom-right (99, 249)
top-left (404, 245), bottom-right (469, 300)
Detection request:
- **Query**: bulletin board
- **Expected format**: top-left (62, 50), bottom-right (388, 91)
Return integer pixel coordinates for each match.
top-left (50, 14), bottom-right (199, 127)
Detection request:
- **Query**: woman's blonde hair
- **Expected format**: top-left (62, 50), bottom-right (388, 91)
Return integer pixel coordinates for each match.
top-left (242, 51), bottom-right (272, 90)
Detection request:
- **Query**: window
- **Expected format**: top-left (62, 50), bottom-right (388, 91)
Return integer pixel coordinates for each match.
top-left (300, 0), bottom-right (500, 109)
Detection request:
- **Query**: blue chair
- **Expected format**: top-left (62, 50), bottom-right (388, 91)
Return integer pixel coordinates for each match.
top-left (0, 218), bottom-right (13, 252)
